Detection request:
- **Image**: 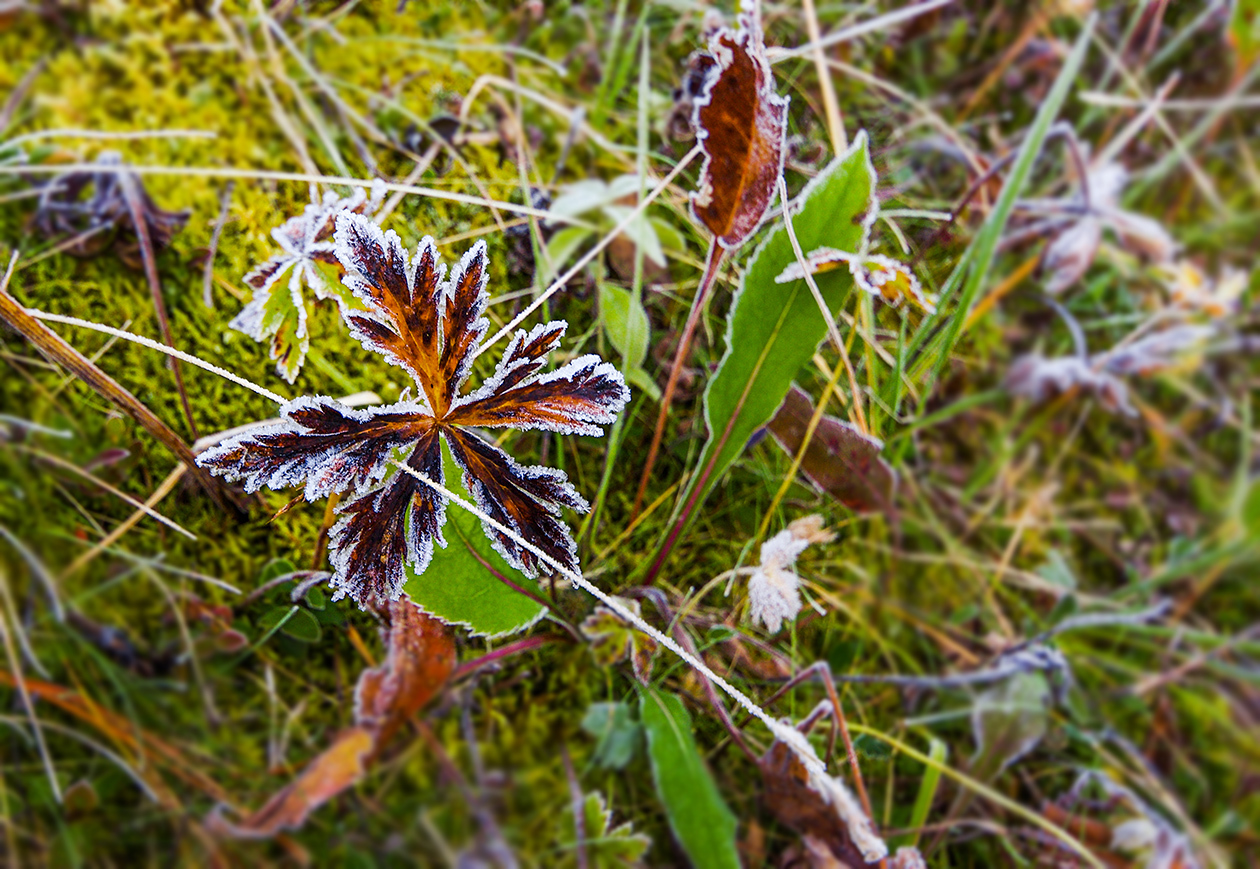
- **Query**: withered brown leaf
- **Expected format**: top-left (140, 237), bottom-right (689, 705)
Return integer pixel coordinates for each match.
top-left (200, 214), bottom-right (629, 607)
top-left (760, 735), bottom-right (887, 866)
top-left (209, 598), bottom-right (454, 839)
top-left (767, 385), bottom-right (896, 514)
top-left (690, 4), bottom-right (789, 250)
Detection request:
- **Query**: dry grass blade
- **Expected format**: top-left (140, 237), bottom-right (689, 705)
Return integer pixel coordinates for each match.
top-left (0, 258), bottom-right (236, 512)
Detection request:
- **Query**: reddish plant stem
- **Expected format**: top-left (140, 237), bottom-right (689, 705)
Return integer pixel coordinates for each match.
top-left (630, 240), bottom-right (726, 519)
top-left (450, 635), bottom-right (558, 681)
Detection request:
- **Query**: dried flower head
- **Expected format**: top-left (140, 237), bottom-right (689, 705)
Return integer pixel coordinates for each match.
top-left (199, 214), bottom-right (629, 607)
top-left (232, 182), bottom-right (386, 383)
top-left (747, 515), bottom-right (835, 633)
top-left (1161, 260), bottom-right (1249, 319)
top-left (1005, 324), bottom-right (1215, 417)
top-left (1034, 158), bottom-right (1178, 294)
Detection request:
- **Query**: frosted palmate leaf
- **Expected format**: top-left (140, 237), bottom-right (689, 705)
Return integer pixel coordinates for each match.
top-left (201, 214), bottom-right (629, 606)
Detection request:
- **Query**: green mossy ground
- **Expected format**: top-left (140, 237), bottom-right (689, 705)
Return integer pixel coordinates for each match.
top-left (1, 2), bottom-right (1258, 866)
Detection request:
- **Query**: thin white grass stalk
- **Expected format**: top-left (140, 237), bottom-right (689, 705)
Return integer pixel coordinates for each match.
top-left (0, 715), bottom-right (161, 804)
top-left (1094, 77), bottom-right (1178, 169)
top-left (212, 5), bottom-right (319, 178)
top-left (4, 129), bottom-right (216, 147)
top-left (777, 175), bottom-right (867, 432)
top-left (0, 566), bottom-right (60, 802)
top-left (0, 164), bottom-right (564, 223)
top-left (769, 0), bottom-right (954, 63)
top-left (15, 445), bottom-right (196, 541)
top-left (384, 459), bottom-right (830, 771)
top-left (475, 145), bottom-right (702, 358)
top-left (27, 310), bottom-right (288, 405)
top-left (1087, 37), bottom-right (1223, 211)
top-left (362, 36), bottom-right (568, 76)
top-left (1081, 92), bottom-right (1260, 112)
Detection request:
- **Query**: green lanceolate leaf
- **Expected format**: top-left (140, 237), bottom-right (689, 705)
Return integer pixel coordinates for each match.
top-left (639, 686), bottom-right (740, 869)
top-left (686, 132), bottom-right (875, 515)
top-left (599, 282), bottom-right (650, 368)
top-left (403, 440), bottom-right (548, 639)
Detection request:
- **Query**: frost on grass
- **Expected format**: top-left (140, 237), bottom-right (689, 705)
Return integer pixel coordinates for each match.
top-left (200, 213), bottom-right (629, 607)
top-left (747, 515), bottom-right (835, 634)
top-left (231, 182), bottom-right (385, 383)
top-left (688, 0), bottom-right (789, 249)
top-left (776, 247), bottom-right (938, 314)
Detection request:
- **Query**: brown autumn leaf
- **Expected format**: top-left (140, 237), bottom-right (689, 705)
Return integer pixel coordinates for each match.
top-left (209, 598), bottom-right (455, 839)
top-left (759, 736), bottom-right (886, 866)
top-left (199, 214), bottom-right (629, 607)
top-left (766, 385), bottom-right (896, 513)
top-left (690, 3), bottom-right (789, 250)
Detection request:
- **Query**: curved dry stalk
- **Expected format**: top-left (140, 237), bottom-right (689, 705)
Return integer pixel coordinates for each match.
top-left (0, 262), bottom-right (235, 513)
top-left (778, 175), bottom-right (868, 434)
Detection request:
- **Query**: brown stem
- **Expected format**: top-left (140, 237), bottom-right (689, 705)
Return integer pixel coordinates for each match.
top-left (0, 275), bottom-right (236, 514)
top-left (631, 240), bottom-right (726, 519)
top-left (117, 171), bottom-right (199, 440)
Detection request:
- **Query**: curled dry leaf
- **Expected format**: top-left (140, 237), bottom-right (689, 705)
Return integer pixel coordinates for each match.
top-left (767, 385), bottom-right (897, 513)
top-left (747, 514), bottom-right (835, 634)
top-left (200, 214), bottom-right (629, 607)
top-left (209, 598), bottom-right (455, 839)
top-left (1039, 217), bottom-right (1103, 296)
top-left (776, 248), bottom-right (937, 314)
top-left (1035, 159), bottom-right (1177, 294)
top-left (232, 182), bottom-right (386, 383)
top-left (580, 596), bottom-right (659, 682)
top-left (760, 728), bottom-right (888, 865)
top-left (1004, 354), bottom-right (1134, 416)
top-left (1007, 325), bottom-right (1216, 417)
top-left (32, 151), bottom-right (188, 266)
top-left (690, 2), bottom-right (789, 249)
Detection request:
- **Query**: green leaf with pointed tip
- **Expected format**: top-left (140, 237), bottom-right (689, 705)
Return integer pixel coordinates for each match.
top-left (599, 282), bottom-right (650, 368)
top-left (403, 439), bottom-right (547, 639)
top-left (685, 133), bottom-right (875, 514)
top-left (639, 686), bottom-right (740, 869)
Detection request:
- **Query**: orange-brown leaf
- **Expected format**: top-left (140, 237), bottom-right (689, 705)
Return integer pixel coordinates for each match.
top-left (355, 597), bottom-right (457, 744)
top-left (207, 727), bottom-right (375, 840)
top-left (209, 599), bottom-right (454, 840)
top-left (691, 8), bottom-right (789, 249)
top-left (767, 386), bottom-right (896, 513)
